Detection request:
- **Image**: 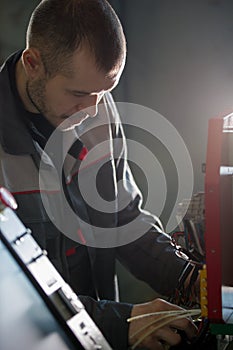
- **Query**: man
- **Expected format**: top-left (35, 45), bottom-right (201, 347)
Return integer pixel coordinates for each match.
top-left (0, 0), bottom-right (198, 349)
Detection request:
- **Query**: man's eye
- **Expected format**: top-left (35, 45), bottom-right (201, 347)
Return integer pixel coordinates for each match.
top-left (72, 93), bottom-right (84, 97)
top-left (66, 90), bottom-right (85, 97)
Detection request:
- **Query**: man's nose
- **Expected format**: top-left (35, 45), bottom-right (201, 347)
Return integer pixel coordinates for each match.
top-left (83, 95), bottom-right (99, 117)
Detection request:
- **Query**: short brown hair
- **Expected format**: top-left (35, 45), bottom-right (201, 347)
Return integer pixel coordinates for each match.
top-left (26, 0), bottom-right (126, 76)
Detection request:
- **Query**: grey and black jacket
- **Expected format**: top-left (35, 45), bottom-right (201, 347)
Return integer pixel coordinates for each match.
top-left (0, 52), bottom-right (190, 349)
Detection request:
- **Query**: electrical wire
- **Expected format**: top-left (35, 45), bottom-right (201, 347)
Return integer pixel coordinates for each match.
top-left (127, 308), bottom-right (201, 323)
top-left (128, 309), bottom-right (201, 350)
top-left (130, 313), bottom-right (195, 350)
top-left (128, 310), bottom-right (199, 340)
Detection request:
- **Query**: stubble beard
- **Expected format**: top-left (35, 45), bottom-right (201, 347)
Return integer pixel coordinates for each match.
top-left (26, 78), bottom-right (51, 118)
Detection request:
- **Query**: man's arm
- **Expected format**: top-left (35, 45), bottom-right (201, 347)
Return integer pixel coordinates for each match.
top-left (116, 228), bottom-right (192, 297)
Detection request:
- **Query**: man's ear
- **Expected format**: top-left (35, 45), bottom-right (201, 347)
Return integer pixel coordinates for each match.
top-left (22, 48), bottom-right (44, 78)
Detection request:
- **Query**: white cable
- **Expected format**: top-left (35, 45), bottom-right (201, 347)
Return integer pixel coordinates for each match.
top-left (127, 308), bottom-right (201, 322)
top-left (128, 309), bottom-right (201, 350)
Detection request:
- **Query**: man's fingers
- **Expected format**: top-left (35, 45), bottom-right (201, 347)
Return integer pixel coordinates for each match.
top-left (169, 316), bottom-right (198, 340)
top-left (156, 327), bottom-right (182, 347)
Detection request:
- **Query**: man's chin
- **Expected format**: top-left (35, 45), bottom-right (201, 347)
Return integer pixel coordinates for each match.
top-left (58, 115), bottom-right (89, 132)
top-left (59, 125), bottom-right (76, 132)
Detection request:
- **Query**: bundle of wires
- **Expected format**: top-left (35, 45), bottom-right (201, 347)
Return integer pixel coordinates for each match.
top-left (127, 308), bottom-right (201, 349)
top-left (169, 263), bottom-right (201, 308)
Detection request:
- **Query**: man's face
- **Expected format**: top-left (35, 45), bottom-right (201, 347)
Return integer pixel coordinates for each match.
top-left (26, 47), bottom-right (123, 131)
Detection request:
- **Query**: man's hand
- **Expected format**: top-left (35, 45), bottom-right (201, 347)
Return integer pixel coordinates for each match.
top-left (128, 298), bottom-right (198, 350)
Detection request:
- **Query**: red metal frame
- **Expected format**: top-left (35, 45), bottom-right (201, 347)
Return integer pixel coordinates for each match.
top-left (205, 117), bottom-right (223, 322)
top-left (205, 114), bottom-right (233, 322)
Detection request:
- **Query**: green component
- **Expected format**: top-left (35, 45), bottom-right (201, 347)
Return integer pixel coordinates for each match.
top-left (210, 323), bottom-right (233, 335)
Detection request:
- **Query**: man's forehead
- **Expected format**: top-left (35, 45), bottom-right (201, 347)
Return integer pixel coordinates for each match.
top-left (67, 61), bottom-right (120, 93)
